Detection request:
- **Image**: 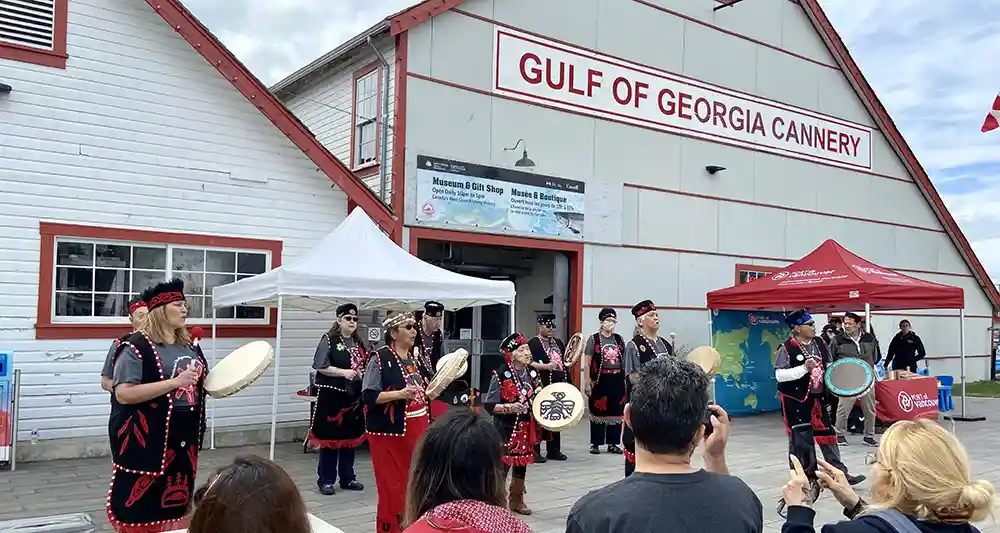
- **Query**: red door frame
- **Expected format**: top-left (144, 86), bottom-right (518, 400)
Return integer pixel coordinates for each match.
top-left (408, 226), bottom-right (585, 386)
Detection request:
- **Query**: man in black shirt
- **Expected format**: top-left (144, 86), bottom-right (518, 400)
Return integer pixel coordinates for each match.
top-left (566, 357), bottom-right (762, 533)
top-left (885, 319), bottom-right (926, 372)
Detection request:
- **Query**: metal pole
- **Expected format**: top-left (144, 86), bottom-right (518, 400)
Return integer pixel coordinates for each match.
top-left (367, 36), bottom-right (391, 203)
top-left (10, 368), bottom-right (20, 471)
top-left (210, 303), bottom-right (217, 450)
top-left (707, 309), bottom-right (715, 403)
top-left (269, 296), bottom-right (284, 461)
top-left (864, 303), bottom-right (871, 333)
top-left (960, 308), bottom-right (967, 417)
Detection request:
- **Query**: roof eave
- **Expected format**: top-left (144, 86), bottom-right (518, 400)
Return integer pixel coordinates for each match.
top-left (148, 0), bottom-right (396, 232)
top-left (271, 21), bottom-right (391, 96)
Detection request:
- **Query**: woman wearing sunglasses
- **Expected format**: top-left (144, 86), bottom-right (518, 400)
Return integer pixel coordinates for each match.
top-left (362, 311), bottom-right (434, 533)
top-left (309, 303), bottom-right (369, 496)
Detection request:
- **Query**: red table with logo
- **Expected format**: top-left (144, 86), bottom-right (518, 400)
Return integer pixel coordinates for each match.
top-left (875, 377), bottom-right (940, 422)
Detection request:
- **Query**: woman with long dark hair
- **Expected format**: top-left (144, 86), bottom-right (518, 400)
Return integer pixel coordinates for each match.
top-left (402, 409), bottom-right (533, 533)
top-left (309, 303), bottom-right (368, 495)
top-left (189, 455), bottom-right (311, 533)
top-left (362, 311), bottom-right (434, 533)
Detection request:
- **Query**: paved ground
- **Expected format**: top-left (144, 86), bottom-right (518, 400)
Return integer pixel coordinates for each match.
top-left (3, 399), bottom-right (1000, 533)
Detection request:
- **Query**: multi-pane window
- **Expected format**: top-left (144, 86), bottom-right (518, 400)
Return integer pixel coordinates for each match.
top-left (353, 70), bottom-right (378, 167)
top-left (53, 239), bottom-right (268, 322)
top-left (736, 265), bottom-right (779, 285)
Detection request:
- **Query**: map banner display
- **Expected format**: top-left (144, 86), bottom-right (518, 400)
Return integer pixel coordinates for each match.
top-left (710, 310), bottom-right (787, 416)
top-left (414, 155), bottom-right (586, 239)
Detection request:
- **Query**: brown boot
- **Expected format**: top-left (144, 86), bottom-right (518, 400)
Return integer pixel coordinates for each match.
top-left (508, 477), bottom-right (532, 515)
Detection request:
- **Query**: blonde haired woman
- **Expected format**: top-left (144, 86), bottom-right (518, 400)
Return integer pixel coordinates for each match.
top-left (782, 418), bottom-right (994, 533)
top-left (106, 278), bottom-right (208, 533)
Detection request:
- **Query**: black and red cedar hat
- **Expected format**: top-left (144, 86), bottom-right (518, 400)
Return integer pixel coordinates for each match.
top-left (500, 332), bottom-right (528, 362)
top-left (598, 308), bottom-right (616, 321)
top-left (128, 296), bottom-right (147, 315)
top-left (631, 299), bottom-right (656, 319)
top-left (146, 278), bottom-right (186, 311)
top-left (536, 313), bottom-right (556, 328)
top-left (336, 303), bottom-right (358, 317)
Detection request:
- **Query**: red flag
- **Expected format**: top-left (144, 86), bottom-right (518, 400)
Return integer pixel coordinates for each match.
top-left (982, 95), bottom-right (1000, 133)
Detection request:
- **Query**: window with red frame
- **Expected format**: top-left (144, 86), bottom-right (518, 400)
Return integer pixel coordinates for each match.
top-left (735, 264), bottom-right (779, 285)
top-left (0, 0), bottom-right (69, 69)
top-left (51, 238), bottom-right (270, 322)
top-left (36, 223), bottom-right (282, 340)
top-left (352, 67), bottom-right (379, 168)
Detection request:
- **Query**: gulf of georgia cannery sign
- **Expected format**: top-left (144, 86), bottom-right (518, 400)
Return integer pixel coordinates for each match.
top-left (493, 27), bottom-right (873, 171)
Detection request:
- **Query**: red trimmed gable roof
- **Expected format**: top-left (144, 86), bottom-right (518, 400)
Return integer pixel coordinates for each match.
top-left (146, 1), bottom-right (396, 233)
top-left (388, 0), bottom-right (1000, 310)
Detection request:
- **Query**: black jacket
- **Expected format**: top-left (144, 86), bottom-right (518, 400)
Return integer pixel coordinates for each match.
top-left (782, 505), bottom-right (979, 533)
top-left (886, 331), bottom-right (926, 371)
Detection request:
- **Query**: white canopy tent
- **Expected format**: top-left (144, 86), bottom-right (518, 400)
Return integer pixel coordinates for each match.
top-left (208, 209), bottom-right (516, 459)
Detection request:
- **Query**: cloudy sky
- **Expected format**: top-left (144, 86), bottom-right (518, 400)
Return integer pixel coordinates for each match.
top-left (183, 0), bottom-right (1000, 283)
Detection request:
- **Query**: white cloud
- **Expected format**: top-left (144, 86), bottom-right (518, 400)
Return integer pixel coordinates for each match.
top-left (820, 0), bottom-right (1000, 282)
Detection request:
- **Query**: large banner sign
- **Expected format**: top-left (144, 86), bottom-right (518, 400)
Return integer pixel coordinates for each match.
top-left (493, 27), bottom-right (874, 171)
top-left (710, 310), bottom-right (787, 416)
top-left (415, 155), bottom-right (586, 239)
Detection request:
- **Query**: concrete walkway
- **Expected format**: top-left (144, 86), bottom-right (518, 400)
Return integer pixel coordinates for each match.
top-left (2, 399), bottom-right (1000, 533)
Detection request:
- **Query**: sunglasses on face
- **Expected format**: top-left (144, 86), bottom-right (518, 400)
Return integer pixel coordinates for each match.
top-left (341, 315), bottom-right (358, 322)
top-left (400, 323), bottom-right (416, 331)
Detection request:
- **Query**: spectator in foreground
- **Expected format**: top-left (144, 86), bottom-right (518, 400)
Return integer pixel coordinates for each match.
top-left (781, 418), bottom-right (994, 533)
top-left (565, 357), bottom-right (763, 533)
top-left (885, 319), bottom-right (926, 373)
top-left (402, 409), bottom-right (533, 533)
top-left (189, 455), bottom-right (311, 533)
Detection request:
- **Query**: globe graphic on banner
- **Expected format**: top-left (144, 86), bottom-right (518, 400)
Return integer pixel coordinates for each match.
top-left (710, 310), bottom-right (789, 416)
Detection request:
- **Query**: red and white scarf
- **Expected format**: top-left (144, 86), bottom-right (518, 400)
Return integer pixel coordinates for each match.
top-left (421, 500), bottom-right (533, 533)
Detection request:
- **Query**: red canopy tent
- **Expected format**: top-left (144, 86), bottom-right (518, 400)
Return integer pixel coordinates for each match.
top-left (707, 239), bottom-right (964, 312)
top-left (707, 240), bottom-right (980, 421)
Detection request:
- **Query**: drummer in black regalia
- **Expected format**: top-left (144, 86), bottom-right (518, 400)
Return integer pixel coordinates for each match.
top-left (485, 331), bottom-right (543, 516)
top-left (101, 294), bottom-right (149, 393)
top-left (308, 303), bottom-right (367, 496)
top-left (621, 299), bottom-right (673, 477)
top-left (585, 308), bottom-right (626, 455)
top-left (774, 309), bottom-right (865, 486)
top-left (106, 278), bottom-right (207, 533)
top-left (416, 301), bottom-right (471, 418)
top-left (527, 313), bottom-right (568, 462)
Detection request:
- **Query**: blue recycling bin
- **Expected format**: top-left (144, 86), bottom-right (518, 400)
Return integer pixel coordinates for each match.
top-left (0, 351), bottom-right (12, 463)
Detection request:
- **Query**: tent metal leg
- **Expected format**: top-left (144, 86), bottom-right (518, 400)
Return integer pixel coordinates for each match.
top-left (945, 308), bottom-right (985, 422)
top-left (270, 295), bottom-right (284, 459)
top-left (210, 305), bottom-right (217, 450)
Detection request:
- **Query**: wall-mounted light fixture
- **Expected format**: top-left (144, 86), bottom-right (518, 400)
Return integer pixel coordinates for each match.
top-left (0, 83), bottom-right (11, 94)
top-left (706, 165), bottom-right (726, 175)
top-left (504, 139), bottom-right (535, 168)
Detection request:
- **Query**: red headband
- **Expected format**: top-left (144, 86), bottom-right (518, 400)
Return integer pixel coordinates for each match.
top-left (129, 301), bottom-right (147, 314)
top-left (147, 291), bottom-right (185, 310)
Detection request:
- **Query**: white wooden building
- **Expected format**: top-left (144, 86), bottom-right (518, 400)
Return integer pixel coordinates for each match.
top-left (0, 0), bottom-right (394, 461)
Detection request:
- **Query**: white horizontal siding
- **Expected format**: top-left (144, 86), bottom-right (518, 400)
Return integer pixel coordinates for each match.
top-left (280, 37), bottom-right (396, 200)
top-left (0, 0), bottom-right (354, 451)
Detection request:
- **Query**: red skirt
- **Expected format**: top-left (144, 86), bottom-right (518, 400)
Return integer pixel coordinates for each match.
top-left (369, 403), bottom-right (430, 533)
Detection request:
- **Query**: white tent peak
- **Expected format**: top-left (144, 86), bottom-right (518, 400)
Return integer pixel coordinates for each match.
top-left (211, 209), bottom-right (516, 312)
